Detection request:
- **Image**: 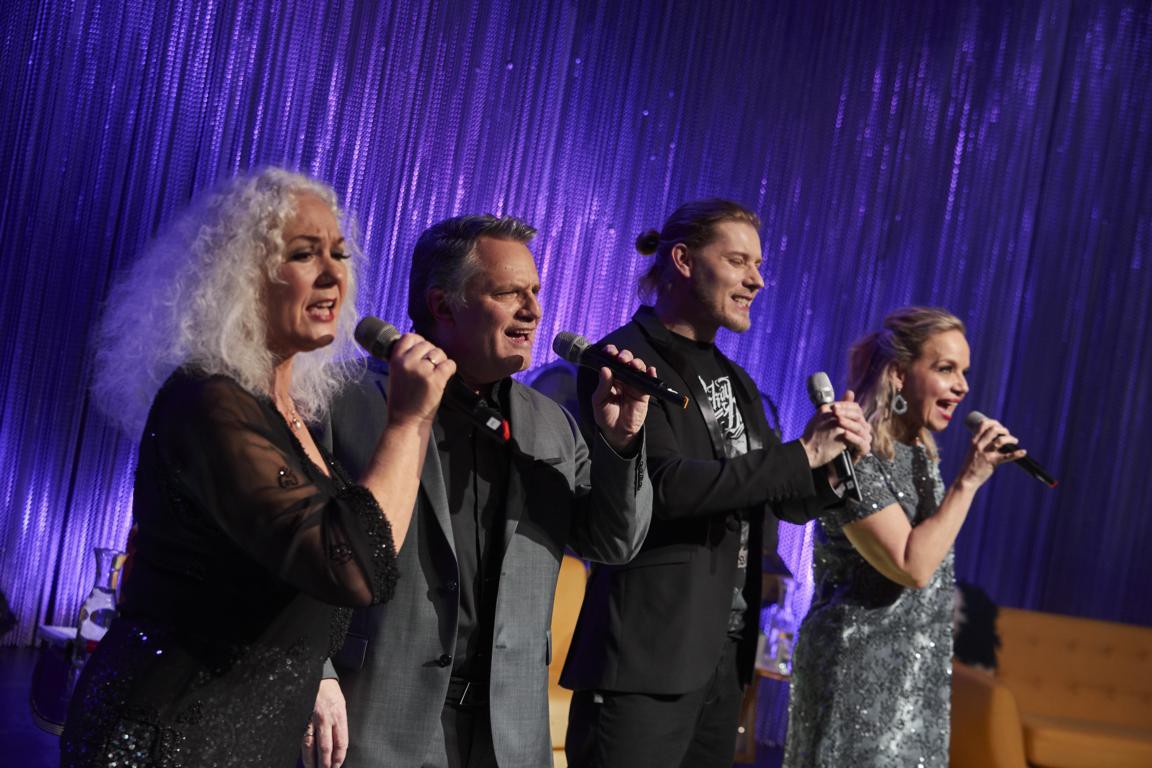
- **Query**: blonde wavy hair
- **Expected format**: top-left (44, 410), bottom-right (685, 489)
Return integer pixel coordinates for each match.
top-left (92, 167), bottom-right (362, 437)
top-left (848, 306), bottom-right (966, 461)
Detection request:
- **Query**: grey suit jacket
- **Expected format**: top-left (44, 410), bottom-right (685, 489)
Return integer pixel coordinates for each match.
top-left (321, 361), bottom-right (652, 768)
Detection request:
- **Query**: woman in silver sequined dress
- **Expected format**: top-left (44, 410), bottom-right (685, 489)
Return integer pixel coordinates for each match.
top-left (784, 307), bottom-right (1023, 767)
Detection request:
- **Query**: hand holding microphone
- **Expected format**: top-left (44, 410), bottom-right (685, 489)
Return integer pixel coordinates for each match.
top-left (553, 331), bottom-right (662, 452)
top-left (964, 411), bottom-right (1057, 488)
top-left (381, 331), bottom-right (456, 429)
top-left (356, 317), bottom-right (510, 443)
top-left (553, 332), bottom-right (689, 409)
top-left (805, 372), bottom-right (870, 502)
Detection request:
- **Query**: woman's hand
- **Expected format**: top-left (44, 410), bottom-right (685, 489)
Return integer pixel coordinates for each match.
top-left (302, 678), bottom-right (347, 768)
top-left (385, 333), bottom-right (455, 430)
top-left (957, 416), bottom-right (1026, 489)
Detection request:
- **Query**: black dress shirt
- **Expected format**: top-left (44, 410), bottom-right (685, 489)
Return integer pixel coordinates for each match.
top-left (436, 378), bottom-right (512, 681)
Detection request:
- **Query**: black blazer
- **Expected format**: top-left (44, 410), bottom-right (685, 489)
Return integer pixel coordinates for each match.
top-left (561, 307), bottom-right (841, 694)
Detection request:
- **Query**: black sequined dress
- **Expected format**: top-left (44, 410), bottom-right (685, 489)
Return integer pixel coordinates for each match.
top-left (785, 442), bottom-right (952, 767)
top-left (61, 370), bottom-right (398, 767)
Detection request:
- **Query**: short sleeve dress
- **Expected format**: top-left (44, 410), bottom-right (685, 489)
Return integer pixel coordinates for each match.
top-left (61, 370), bottom-right (399, 767)
top-left (784, 442), bottom-right (953, 767)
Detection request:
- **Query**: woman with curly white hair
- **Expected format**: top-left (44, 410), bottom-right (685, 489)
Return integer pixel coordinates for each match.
top-left (61, 167), bottom-right (453, 767)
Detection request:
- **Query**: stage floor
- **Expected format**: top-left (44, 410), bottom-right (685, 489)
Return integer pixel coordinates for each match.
top-left (0, 646), bottom-right (782, 767)
top-left (0, 647), bottom-right (59, 767)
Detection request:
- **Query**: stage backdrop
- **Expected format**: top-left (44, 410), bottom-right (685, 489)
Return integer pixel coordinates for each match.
top-left (1, 0), bottom-right (1149, 646)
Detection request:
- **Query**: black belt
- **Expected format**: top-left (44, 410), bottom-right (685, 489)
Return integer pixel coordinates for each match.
top-left (445, 676), bottom-right (489, 707)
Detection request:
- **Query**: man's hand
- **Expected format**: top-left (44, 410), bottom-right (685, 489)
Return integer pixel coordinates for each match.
top-left (302, 678), bottom-right (348, 768)
top-left (590, 344), bottom-right (654, 453)
top-left (800, 390), bottom-right (872, 469)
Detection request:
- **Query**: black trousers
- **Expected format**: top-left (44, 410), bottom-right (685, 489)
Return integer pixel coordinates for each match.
top-left (566, 638), bottom-right (744, 768)
top-left (424, 701), bottom-right (498, 768)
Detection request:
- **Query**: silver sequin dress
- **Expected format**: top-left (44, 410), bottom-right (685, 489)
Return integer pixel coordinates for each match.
top-left (784, 442), bottom-right (953, 767)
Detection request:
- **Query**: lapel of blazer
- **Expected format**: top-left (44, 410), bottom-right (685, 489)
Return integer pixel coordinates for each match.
top-left (421, 418), bottom-right (455, 558)
top-left (632, 308), bottom-right (731, 459)
top-left (633, 307), bottom-right (770, 455)
top-left (717, 355), bottom-right (766, 453)
top-left (502, 380), bottom-right (542, 553)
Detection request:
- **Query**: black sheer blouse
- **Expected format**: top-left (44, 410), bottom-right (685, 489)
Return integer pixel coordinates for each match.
top-left (62, 369), bottom-right (398, 767)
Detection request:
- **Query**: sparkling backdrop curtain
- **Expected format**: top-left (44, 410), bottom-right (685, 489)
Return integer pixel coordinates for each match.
top-left (1, 0), bottom-right (1149, 646)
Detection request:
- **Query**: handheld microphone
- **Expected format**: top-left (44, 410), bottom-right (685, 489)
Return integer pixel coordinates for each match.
top-left (354, 317), bottom-right (510, 443)
top-left (806, 372), bottom-right (862, 502)
top-left (552, 331), bottom-right (689, 409)
top-left (964, 411), bottom-right (1057, 488)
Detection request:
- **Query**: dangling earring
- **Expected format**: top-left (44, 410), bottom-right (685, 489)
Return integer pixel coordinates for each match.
top-left (891, 387), bottom-right (908, 416)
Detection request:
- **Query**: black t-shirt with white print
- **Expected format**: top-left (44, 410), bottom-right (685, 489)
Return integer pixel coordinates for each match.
top-left (663, 330), bottom-right (751, 638)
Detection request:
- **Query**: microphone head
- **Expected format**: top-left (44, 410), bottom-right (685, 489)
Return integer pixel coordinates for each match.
top-left (965, 411), bottom-right (988, 433)
top-left (355, 316), bottom-right (401, 359)
top-left (807, 371), bottom-right (835, 406)
top-left (552, 331), bottom-right (589, 363)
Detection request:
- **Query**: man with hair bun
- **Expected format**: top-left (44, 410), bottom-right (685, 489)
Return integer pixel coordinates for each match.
top-left (561, 199), bottom-right (872, 768)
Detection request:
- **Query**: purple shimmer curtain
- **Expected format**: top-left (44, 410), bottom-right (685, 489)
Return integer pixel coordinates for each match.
top-left (1, 0), bottom-right (1149, 647)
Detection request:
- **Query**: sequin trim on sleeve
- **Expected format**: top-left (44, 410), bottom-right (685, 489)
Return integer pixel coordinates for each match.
top-left (334, 483), bottom-right (399, 605)
top-left (328, 607), bottom-right (353, 659)
top-left (832, 453), bottom-right (900, 527)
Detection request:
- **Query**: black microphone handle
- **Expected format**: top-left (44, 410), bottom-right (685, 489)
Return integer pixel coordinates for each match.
top-left (578, 347), bottom-right (690, 409)
top-left (355, 317), bottom-right (508, 443)
top-left (834, 450), bottom-right (862, 501)
top-left (998, 443), bottom-right (1058, 487)
top-left (805, 371), bottom-right (862, 501)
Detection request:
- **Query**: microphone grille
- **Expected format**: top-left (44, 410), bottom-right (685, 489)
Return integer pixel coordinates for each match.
top-left (806, 371), bottom-right (834, 406)
top-left (552, 331), bottom-right (589, 363)
top-left (964, 411), bottom-right (987, 432)
top-left (355, 316), bottom-right (400, 358)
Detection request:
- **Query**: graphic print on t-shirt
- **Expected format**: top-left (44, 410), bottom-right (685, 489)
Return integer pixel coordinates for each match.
top-left (699, 374), bottom-right (746, 444)
top-left (698, 371), bottom-right (753, 636)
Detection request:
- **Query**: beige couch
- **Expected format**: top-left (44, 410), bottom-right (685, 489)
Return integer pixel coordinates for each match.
top-left (951, 607), bottom-right (1152, 768)
top-left (548, 555), bottom-right (587, 768)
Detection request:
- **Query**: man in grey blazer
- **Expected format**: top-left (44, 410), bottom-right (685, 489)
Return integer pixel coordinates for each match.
top-left (309, 214), bottom-right (654, 768)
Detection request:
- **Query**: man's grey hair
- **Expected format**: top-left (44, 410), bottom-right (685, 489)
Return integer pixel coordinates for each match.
top-left (407, 214), bottom-right (537, 334)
